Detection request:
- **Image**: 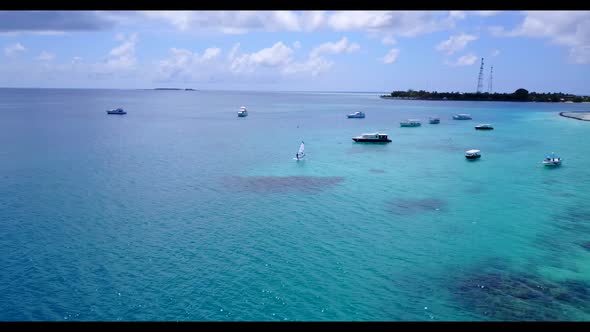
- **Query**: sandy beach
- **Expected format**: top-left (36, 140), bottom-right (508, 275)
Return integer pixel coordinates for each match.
top-left (559, 111), bottom-right (590, 121)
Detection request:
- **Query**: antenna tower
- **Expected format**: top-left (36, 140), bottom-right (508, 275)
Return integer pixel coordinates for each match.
top-left (487, 66), bottom-right (494, 93)
top-left (476, 57), bottom-right (484, 93)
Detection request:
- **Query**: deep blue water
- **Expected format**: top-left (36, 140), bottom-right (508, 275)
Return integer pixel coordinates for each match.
top-left (1, 88), bottom-right (589, 321)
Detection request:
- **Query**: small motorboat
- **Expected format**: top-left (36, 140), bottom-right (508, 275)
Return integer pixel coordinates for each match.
top-left (400, 119), bottom-right (421, 127)
top-left (352, 132), bottom-right (391, 143)
top-left (347, 111), bottom-right (365, 118)
top-left (543, 153), bottom-right (562, 166)
top-left (465, 149), bottom-right (481, 160)
top-left (238, 106), bottom-right (248, 117)
top-left (429, 117), bottom-right (440, 124)
top-left (106, 108), bottom-right (126, 115)
top-left (475, 124), bottom-right (494, 130)
top-left (453, 114), bottom-right (472, 120)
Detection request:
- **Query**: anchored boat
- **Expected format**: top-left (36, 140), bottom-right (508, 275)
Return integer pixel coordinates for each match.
top-left (352, 132), bottom-right (391, 143)
top-left (465, 149), bottom-right (481, 160)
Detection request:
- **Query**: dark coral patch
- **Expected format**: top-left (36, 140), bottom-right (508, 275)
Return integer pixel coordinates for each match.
top-left (451, 260), bottom-right (590, 321)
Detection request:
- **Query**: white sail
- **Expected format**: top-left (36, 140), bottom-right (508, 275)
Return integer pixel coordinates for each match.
top-left (295, 141), bottom-right (305, 160)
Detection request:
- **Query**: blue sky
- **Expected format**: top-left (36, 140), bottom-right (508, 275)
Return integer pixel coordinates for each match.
top-left (1, 10), bottom-right (589, 94)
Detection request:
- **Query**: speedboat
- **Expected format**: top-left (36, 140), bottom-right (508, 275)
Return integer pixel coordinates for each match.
top-left (475, 124), bottom-right (494, 130)
top-left (106, 108), bottom-right (126, 115)
top-left (453, 114), bottom-right (472, 120)
top-left (238, 106), bottom-right (248, 117)
top-left (429, 117), bottom-right (440, 124)
top-left (400, 119), bottom-right (421, 127)
top-left (543, 153), bottom-right (561, 166)
top-left (465, 149), bottom-right (481, 160)
top-left (347, 111), bottom-right (365, 118)
top-left (352, 132), bottom-right (391, 143)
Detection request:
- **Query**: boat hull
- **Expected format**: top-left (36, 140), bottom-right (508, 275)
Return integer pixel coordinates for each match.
top-left (465, 155), bottom-right (481, 160)
top-left (106, 111), bottom-right (126, 114)
top-left (400, 124), bottom-right (421, 127)
top-left (475, 127), bottom-right (493, 130)
top-left (353, 138), bottom-right (391, 143)
top-left (238, 113), bottom-right (247, 117)
top-left (543, 162), bottom-right (561, 166)
top-left (347, 115), bottom-right (365, 118)
top-left (429, 120), bottom-right (440, 124)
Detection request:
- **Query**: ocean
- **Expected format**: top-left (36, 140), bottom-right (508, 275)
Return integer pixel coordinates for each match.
top-left (1, 88), bottom-right (589, 321)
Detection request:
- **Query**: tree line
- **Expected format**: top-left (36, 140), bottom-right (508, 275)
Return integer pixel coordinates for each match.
top-left (381, 88), bottom-right (590, 103)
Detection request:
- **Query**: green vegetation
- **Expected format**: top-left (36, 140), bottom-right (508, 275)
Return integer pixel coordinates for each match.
top-left (380, 88), bottom-right (590, 103)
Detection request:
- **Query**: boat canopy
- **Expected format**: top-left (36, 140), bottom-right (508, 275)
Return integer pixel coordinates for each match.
top-left (466, 149), bottom-right (480, 154)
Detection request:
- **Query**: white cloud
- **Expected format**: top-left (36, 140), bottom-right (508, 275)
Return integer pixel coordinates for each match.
top-left (475, 11), bottom-right (501, 17)
top-left (381, 48), bottom-right (400, 64)
top-left (309, 37), bottom-right (360, 58)
top-left (326, 11), bottom-right (454, 37)
top-left (103, 33), bottom-right (138, 71)
top-left (449, 11), bottom-right (466, 20)
top-left (139, 10), bottom-right (456, 40)
top-left (436, 33), bottom-right (478, 55)
top-left (72, 56), bottom-right (82, 64)
top-left (157, 46), bottom-right (222, 81)
top-left (447, 54), bottom-right (479, 66)
top-left (4, 42), bottom-right (25, 56)
top-left (231, 41), bottom-right (294, 73)
top-left (381, 35), bottom-right (397, 45)
top-left (227, 43), bottom-right (240, 61)
top-left (141, 11), bottom-right (304, 34)
top-left (293, 41), bottom-right (301, 49)
top-left (492, 11), bottom-right (590, 64)
top-left (301, 11), bottom-right (326, 31)
top-left (491, 49), bottom-right (500, 57)
top-left (37, 51), bottom-right (56, 61)
top-left (282, 56), bottom-right (333, 77)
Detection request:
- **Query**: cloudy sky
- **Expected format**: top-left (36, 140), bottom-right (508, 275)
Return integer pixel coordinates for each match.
top-left (1, 10), bottom-right (589, 94)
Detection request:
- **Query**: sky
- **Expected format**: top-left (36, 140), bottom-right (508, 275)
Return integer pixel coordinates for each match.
top-left (0, 10), bottom-right (589, 94)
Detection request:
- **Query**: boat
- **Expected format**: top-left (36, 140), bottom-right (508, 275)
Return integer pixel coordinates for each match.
top-left (352, 132), bottom-right (391, 143)
top-left (429, 117), bottom-right (440, 124)
top-left (237, 106), bottom-right (248, 117)
top-left (293, 141), bottom-right (305, 160)
top-left (347, 111), bottom-right (365, 118)
top-left (465, 149), bottom-right (481, 160)
top-left (453, 114), bottom-right (472, 120)
top-left (475, 124), bottom-right (494, 130)
top-left (106, 108), bottom-right (126, 115)
top-left (400, 119), bottom-right (421, 127)
top-left (543, 153), bottom-right (561, 166)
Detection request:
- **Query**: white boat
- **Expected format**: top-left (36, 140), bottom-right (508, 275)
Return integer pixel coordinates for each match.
top-left (453, 114), bottom-right (472, 120)
top-left (294, 141), bottom-right (305, 160)
top-left (400, 119), bottom-right (421, 127)
top-left (543, 153), bottom-right (561, 166)
top-left (106, 108), bottom-right (126, 115)
top-left (352, 132), bottom-right (391, 143)
top-left (475, 124), bottom-right (494, 130)
top-left (429, 117), bottom-right (440, 124)
top-left (238, 106), bottom-right (248, 117)
top-left (465, 149), bottom-right (481, 160)
top-left (347, 111), bottom-right (365, 118)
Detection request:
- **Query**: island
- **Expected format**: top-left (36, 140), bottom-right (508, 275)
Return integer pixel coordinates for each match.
top-left (380, 88), bottom-right (590, 103)
top-left (154, 88), bottom-right (197, 91)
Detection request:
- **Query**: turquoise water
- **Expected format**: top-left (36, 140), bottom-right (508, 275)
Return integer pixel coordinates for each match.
top-left (1, 88), bottom-right (589, 321)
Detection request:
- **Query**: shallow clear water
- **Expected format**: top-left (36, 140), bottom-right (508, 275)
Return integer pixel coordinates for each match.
top-left (1, 88), bottom-right (589, 321)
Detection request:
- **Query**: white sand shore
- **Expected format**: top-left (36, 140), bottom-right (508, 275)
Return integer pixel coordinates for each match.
top-left (559, 112), bottom-right (590, 121)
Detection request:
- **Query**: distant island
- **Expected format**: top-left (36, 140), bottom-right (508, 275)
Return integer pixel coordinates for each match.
top-left (380, 88), bottom-right (590, 103)
top-left (154, 88), bottom-right (196, 91)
